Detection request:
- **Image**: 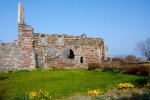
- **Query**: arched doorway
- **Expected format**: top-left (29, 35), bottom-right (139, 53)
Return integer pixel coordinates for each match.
top-left (35, 53), bottom-right (39, 68)
top-left (61, 48), bottom-right (75, 59)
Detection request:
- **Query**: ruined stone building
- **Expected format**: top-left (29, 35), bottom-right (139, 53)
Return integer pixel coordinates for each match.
top-left (0, 3), bottom-right (108, 70)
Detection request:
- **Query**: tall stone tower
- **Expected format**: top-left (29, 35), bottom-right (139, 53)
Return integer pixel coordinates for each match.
top-left (18, 3), bottom-right (35, 69)
top-left (18, 3), bottom-right (24, 24)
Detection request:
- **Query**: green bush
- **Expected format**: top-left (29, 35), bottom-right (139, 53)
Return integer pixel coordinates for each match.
top-left (101, 67), bottom-right (114, 72)
top-left (134, 77), bottom-right (148, 87)
top-left (15, 70), bottom-right (30, 73)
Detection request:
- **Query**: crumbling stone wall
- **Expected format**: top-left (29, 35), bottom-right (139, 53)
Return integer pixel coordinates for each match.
top-left (32, 33), bottom-right (106, 68)
top-left (18, 2), bottom-right (35, 69)
top-left (18, 24), bottom-right (35, 69)
top-left (0, 44), bottom-right (24, 70)
top-left (0, 3), bottom-right (109, 70)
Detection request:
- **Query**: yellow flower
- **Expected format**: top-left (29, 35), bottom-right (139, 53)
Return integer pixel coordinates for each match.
top-left (29, 89), bottom-right (51, 99)
top-left (118, 83), bottom-right (135, 89)
top-left (29, 91), bottom-right (37, 99)
top-left (87, 89), bottom-right (103, 95)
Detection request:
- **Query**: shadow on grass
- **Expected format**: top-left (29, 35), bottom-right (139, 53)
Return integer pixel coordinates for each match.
top-left (0, 75), bottom-right (9, 81)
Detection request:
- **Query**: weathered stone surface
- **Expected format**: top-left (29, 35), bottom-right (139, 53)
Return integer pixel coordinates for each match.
top-left (0, 44), bottom-right (24, 70)
top-left (46, 48), bottom-right (59, 59)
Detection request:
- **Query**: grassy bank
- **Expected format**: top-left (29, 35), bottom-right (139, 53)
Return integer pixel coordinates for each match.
top-left (0, 69), bottom-right (147, 99)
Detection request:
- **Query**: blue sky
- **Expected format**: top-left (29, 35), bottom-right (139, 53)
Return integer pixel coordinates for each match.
top-left (0, 0), bottom-right (150, 57)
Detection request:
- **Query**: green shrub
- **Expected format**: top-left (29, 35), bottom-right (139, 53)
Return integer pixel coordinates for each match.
top-left (101, 67), bottom-right (114, 72)
top-left (15, 70), bottom-right (30, 73)
top-left (134, 77), bottom-right (148, 87)
top-left (7, 70), bottom-right (16, 73)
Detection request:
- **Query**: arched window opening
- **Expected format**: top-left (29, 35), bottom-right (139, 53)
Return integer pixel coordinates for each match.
top-left (41, 37), bottom-right (45, 44)
top-left (80, 57), bottom-right (84, 63)
top-left (40, 35), bottom-right (46, 45)
top-left (57, 35), bottom-right (63, 44)
top-left (68, 49), bottom-right (75, 59)
top-left (61, 48), bottom-right (75, 59)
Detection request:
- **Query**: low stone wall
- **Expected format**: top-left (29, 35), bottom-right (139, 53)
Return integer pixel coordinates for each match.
top-left (0, 44), bottom-right (24, 70)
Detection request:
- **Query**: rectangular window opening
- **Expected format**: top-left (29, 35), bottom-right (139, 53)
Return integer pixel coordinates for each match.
top-left (80, 57), bottom-right (84, 63)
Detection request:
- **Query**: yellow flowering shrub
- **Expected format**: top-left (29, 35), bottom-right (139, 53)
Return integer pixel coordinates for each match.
top-left (29, 89), bottom-right (51, 100)
top-left (118, 83), bottom-right (135, 89)
top-left (87, 89), bottom-right (103, 95)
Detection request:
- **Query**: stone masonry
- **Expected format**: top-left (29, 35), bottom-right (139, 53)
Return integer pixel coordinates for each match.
top-left (0, 3), bottom-right (108, 70)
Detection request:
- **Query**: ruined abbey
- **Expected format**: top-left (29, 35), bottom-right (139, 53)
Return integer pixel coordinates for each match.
top-left (0, 3), bottom-right (108, 70)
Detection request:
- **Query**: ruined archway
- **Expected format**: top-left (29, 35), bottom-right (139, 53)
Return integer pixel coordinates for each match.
top-left (46, 48), bottom-right (59, 59)
top-left (61, 48), bottom-right (75, 59)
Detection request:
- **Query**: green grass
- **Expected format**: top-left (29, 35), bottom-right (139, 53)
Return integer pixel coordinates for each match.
top-left (0, 69), bottom-right (147, 99)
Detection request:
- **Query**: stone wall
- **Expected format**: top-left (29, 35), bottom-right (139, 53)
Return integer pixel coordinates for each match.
top-left (0, 43), bottom-right (24, 70)
top-left (33, 33), bottom-right (104, 47)
top-left (18, 24), bottom-right (35, 69)
top-left (17, 2), bottom-right (35, 69)
top-left (32, 33), bottom-right (106, 68)
top-left (34, 46), bottom-right (77, 68)
top-left (0, 3), bottom-right (109, 70)
top-left (0, 32), bottom-right (107, 70)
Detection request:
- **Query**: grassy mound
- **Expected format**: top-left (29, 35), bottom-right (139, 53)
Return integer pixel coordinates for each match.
top-left (0, 69), bottom-right (147, 99)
